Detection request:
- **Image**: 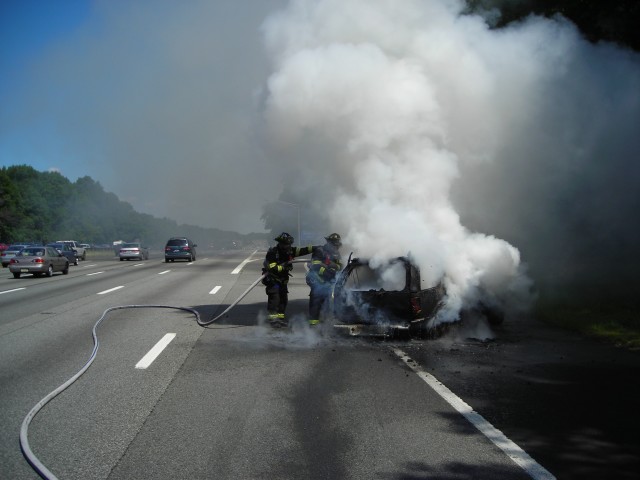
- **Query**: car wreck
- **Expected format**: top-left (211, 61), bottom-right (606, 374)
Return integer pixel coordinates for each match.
top-left (329, 254), bottom-right (507, 338)
top-left (329, 255), bottom-right (447, 338)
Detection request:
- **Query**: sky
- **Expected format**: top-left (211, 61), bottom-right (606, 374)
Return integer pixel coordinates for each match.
top-left (0, 0), bottom-right (286, 233)
top-left (2, 0), bottom-right (639, 315)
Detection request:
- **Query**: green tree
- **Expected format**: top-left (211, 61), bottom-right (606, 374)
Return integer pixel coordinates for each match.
top-left (1, 164), bottom-right (267, 248)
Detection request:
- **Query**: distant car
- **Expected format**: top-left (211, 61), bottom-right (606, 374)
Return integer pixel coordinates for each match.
top-left (56, 240), bottom-right (86, 260)
top-left (47, 242), bottom-right (79, 266)
top-left (9, 246), bottom-right (69, 278)
top-left (118, 242), bottom-right (149, 261)
top-left (330, 256), bottom-right (446, 338)
top-left (1, 244), bottom-right (29, 268)
top-left (164, 237), bottom-right (197, 262)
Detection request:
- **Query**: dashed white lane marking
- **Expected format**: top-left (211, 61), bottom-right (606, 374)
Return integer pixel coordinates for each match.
top-left (135, 333), bottom-right (176, 369)
top-left (392, 348), bottom-right (556, 480)
top-left (231, 250), bottom-right (258, 274)
top-left (0, 287), bottom-right (26, 295)
top-left (83, 264), bottom-right (97, 267)
top-left (86, 271), bottom-right (104, 276)
top-left (209, 285), bottom-right (222, 295)
top-left (133, 263), bottom-right (144, 266)
top-left (97, 286), bottom-right (124, 295)
top-left (158, 270), bottom-right (170, 275)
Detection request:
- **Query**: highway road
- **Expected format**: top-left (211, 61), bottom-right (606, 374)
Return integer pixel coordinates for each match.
top-left (1, 249), bottom-right (638, 479)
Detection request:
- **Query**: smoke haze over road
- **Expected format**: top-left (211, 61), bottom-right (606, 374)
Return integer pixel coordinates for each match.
top-left (2, 0), bottom-right (638, 309)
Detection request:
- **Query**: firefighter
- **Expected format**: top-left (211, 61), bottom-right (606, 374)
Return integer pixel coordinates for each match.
top-left (305, 233), bottom-right (343, 326)
top-left (262, 232), bottom-right (316, 327)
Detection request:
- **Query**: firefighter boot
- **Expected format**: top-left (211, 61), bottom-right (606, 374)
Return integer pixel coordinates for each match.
top-left (268, 313), bottom-right (282, 328)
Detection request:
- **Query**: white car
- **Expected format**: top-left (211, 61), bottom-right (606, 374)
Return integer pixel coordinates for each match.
top-left (118, 243), bottom-right (149, 261)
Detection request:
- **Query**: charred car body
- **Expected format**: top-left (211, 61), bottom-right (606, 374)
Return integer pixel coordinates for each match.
top-left (330, 255), bottom-right (506, 338)
top-left (330, 256), bottom-right (446, 337)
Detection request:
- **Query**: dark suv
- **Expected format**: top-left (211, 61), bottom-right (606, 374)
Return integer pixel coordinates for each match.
top-left (164, 237), bottom-right (197, 263)
top-left (330, 255), bottom-right (505, 338)
top-left (330, 256), bottom-right (446, 338)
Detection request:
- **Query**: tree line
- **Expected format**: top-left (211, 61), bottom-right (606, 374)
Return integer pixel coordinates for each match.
top-left (0, 165), bottom-right (266, 249)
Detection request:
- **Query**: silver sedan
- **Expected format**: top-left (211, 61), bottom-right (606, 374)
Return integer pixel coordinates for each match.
top-left (1, 244), bottom-right (28, 267)
top-left (118, 242), bottom-right (149, 261)
top-left (9, 246), bottom-right (70, 278)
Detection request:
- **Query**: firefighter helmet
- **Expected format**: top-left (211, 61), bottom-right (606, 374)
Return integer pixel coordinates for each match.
top-left (275, 232), bottom-right (294, 245)
top-left (325, 233), bottom-right (342, 247)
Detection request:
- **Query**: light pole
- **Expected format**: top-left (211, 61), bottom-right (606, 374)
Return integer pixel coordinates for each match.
top-left (276, 200), bottom-right (301, 242)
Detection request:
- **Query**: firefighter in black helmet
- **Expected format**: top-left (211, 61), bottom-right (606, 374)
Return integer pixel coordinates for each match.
top-left (262, 232), bottom-right (316, 328)
top-left (305, 233), bottom-right (343, 326)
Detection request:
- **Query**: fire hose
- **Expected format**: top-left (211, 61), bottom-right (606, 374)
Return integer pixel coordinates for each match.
top-left (20, 258), bottom-right (309, 479)
top-left (204, 258), bottom-right (309, 324)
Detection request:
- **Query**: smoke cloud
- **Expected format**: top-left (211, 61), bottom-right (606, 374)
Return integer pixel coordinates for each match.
top-left (261, 0), bottom-right (640, 317)
top-left (3, 0), bottom-right (638, 313)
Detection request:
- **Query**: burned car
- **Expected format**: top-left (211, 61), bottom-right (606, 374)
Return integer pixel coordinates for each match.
top-left (329, 256), bottom-right (446, 337)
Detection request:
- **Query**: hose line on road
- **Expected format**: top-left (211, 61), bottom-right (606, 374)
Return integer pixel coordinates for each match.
top-left (20, 305), bottom-right (201, 480)
top-left (203, 273), bottom-right (266, 325)
top-left (20, 259), bottom-right (310, 479)
top-left (203, 258), bottom-right (309, 325)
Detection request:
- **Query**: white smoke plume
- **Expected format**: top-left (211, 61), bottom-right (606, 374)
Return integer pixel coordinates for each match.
top-left (4, 0), bottom-right (638, 312)
top-left (262, 0), bottom-right (539, 321)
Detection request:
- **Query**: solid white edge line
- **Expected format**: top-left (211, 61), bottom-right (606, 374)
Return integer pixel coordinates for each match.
top-left (135, 333), bottom-right (176, 369)
top-left (97, 286), bottom-right (124, 295)
top-left (209, 285), bottom-right (222, 294)
top-left (231, 250), bottom-right (258, 274)
top-left (0, 287), bottom-right (26, 295)
top-left (392, 347), bottom-right (556, 480)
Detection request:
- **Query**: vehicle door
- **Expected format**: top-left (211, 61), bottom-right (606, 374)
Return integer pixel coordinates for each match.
top-left (48, 247), bottom-right (62, 270)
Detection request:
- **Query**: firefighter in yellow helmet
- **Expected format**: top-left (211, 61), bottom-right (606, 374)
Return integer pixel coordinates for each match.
top-left (262, 232), bottom-right (317, 328)
top-left (305, 233), bottom-right (343, 326)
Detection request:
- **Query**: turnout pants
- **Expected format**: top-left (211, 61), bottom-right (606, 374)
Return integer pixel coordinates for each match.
top-left (266, 283), bottom-right (288, 318)
top-left (309, 283), bottom-right (332, 321)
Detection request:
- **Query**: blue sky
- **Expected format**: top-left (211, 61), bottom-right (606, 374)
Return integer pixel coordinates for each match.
top-left (0, 0), bottom-right (92, 75)
top-left (0, 0), bottom-right (285, 233)
top-left (1, 0), bottom-right (93, 175)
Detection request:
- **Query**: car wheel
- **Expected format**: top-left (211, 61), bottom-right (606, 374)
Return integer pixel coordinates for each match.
top-left (63, 263), bottom-right (69, 274)
top-left (46, 265), bottom-right (54, 277)
top-left (12, 272), bottom-right (20, 278)
top-left (82, 253), bottom-right (86, 260)
top-left (165, 258), bottom-right (169, 263)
